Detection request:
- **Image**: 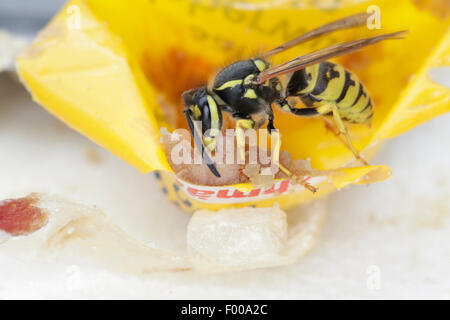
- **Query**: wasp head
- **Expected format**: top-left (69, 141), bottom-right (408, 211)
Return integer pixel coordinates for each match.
top-left (182, 87), bottom-right (222, 178)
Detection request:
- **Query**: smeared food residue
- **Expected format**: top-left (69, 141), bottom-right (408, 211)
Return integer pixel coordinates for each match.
top-left (85, 146), bottom-right (104, 165)
top-left (0, 195), bottom-right (48, 236)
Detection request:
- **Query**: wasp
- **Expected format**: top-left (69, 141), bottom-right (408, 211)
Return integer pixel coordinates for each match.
top-left (183, 12), bottom-right (407, 188)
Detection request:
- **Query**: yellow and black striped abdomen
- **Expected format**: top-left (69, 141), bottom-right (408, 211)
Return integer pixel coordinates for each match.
top-left (285, 61), bottom-right (373, 124)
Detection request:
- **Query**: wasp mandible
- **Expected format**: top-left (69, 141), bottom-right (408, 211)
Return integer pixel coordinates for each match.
top-left (183, 12), bottom-right (407, 185)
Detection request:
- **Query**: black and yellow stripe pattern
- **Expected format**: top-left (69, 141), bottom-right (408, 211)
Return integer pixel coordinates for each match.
top-left (286, 61), bottom-right (373, 124)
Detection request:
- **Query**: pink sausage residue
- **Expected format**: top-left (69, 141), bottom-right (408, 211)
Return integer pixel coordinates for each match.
top-left (0, 195), bottom-right (48, 236)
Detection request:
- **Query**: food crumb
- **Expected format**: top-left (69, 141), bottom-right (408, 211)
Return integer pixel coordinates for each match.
top-left (85, 146), bottom-right (104, 165)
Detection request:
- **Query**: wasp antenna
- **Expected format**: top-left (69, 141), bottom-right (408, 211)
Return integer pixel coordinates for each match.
top-left (206, 162), bottom-right (221, 178)
top-left (184, 109), bottom-right (221, 178)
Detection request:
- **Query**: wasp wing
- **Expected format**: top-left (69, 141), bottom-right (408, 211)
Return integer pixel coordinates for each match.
top-left (184, 109), bottom-right (221, 178)
top-left (255, 30), bottom-right (408, 84)
top-left (259, 12), bottom-right (371, 58)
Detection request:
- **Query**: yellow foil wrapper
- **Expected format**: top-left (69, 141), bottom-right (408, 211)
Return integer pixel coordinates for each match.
top-left (17, 0), bottom-right (450, 212)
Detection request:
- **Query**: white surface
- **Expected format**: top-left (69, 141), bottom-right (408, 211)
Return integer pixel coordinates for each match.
top-left (0, 73), bottom-right (449, 299)
top-left (0, 31), bottom-right (28, 72)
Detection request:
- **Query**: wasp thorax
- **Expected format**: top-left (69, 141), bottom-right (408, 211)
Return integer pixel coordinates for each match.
top-left (243, 74), bottom-right (257, 85)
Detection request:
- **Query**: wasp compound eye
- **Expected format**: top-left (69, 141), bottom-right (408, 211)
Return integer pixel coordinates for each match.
top-left (182, 89), bottom-right (196, 106)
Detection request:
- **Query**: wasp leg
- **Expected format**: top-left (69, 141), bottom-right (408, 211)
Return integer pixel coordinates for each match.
top-left (277, 98), bottom-right (319, 117)
top-left (269, 127), bottom-right (317, 193)
top-left (265, 104), bottom-right (276, 133)
top-left (219, 104), bottom-right (235, 114)
top-left (322, 116), bottom-right (341, 136)
top-left (329, 104), bottom-right (369, 166)
top-left (233, 114), bottom-right (255, 162)
top-left (322, 117), bottom-right (359, 157)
